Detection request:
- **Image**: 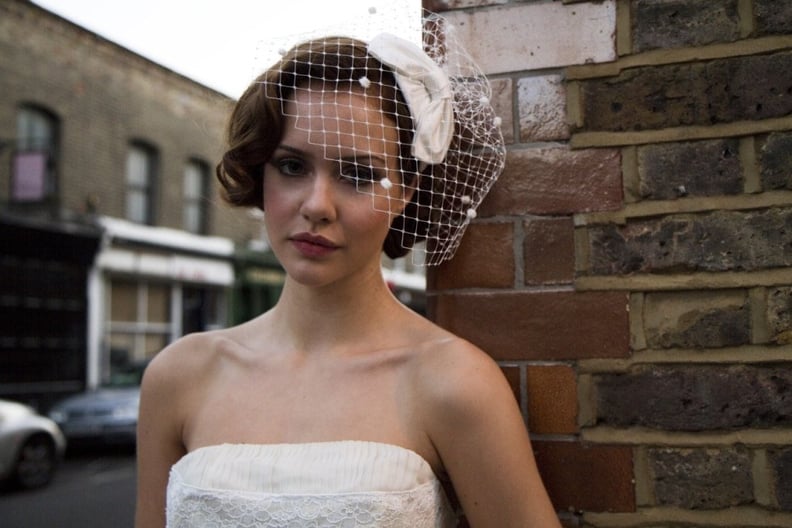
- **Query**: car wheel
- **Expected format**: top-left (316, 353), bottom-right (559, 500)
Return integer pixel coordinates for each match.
top-left (15, 434), bottom-right (57, 489)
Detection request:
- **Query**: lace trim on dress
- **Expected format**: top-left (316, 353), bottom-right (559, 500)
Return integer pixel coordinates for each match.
top-left (167, 471), bottom-right (453, 528)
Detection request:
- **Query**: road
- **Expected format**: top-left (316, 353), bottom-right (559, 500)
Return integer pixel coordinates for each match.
top-left (0, 447), bottom-right (137, 528)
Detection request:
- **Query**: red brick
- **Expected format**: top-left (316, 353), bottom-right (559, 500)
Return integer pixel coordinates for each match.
top-left (428, 291), bottom-right (630, 360)
top-left (526, 365), bottom-right (578, 434)
top-left (532, 440), bottom-right (635, 513)
top-left (523, 217), bottom-right (575, 285)
top-left (501, 365), bottom-right (521, 407)
top-left (479, 148), bottom-right (622, 216)
top-left (429, 222), bottom-right (514, 290)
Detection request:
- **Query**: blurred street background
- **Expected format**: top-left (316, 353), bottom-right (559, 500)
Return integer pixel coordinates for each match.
top-left (0, 448), bottom-right (136, 528)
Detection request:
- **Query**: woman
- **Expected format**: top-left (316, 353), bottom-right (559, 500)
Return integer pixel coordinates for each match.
top-left (135, 15), bottom-right (561, 528)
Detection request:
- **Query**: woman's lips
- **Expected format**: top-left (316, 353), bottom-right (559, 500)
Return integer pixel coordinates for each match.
top-left (290, 233), bottom-right (339, 257)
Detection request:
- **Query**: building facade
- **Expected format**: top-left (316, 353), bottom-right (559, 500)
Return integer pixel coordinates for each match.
top-left (0, 0), bottom-right (268, 407)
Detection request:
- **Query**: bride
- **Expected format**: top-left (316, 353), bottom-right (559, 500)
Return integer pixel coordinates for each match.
top-left (135, 15), bottom-right (560, 528)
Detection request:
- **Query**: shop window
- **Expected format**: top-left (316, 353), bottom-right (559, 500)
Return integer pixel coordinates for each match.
top-left (125, 141), bottom-right (158, 224)
top-left (106, 279), bottom-right (170, 369)
top-left (183, 159), bottom-right (209, 234)
top-left (104, 278), bottom-right (225, 381)
top-left (13, 105), bottom-right (59, 203)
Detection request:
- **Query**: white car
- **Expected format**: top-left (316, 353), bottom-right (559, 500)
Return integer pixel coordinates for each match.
top-left (0, 399), bottom-right (67, 489)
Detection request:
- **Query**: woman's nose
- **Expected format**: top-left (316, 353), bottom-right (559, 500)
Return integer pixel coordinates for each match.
top-left (300, 174), bottom-right (337, 223)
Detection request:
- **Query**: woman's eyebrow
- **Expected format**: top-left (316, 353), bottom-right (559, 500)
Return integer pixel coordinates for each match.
top-left (275, 145), bottom-right (386, 166)
top-left (275, 141), bottom-right (394, 173)
top-left (339, 154), bottom-right (388, 167)
top-left (274, 144), bottom-right (306, 156)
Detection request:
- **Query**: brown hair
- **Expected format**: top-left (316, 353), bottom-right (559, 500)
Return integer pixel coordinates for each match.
top-left (215, 36), bottom-right (434, 259)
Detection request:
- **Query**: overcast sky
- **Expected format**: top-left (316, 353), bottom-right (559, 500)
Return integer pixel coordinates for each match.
top-left (32, 0), bottom-right (420, 98)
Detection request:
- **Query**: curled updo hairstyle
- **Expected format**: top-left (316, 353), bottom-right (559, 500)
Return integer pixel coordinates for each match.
top-left (216, 36), bottom-right (434, 259)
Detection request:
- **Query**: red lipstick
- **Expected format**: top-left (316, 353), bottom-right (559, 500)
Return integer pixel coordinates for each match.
top-left (290, 232), bottom-right (339, 258)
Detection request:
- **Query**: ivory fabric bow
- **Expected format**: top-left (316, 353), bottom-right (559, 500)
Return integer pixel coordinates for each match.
top-left (367, 33), bottom-right (453, 165)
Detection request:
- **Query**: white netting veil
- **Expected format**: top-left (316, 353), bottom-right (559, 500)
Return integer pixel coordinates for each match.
top-left (219, 9), bottom-right (505, 266)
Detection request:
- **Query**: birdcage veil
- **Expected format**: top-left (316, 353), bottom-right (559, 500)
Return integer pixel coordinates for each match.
top-left (255, 7), bottom-right (505, 266)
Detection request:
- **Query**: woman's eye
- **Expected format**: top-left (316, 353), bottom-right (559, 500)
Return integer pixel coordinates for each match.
top-left (339, 163), bottom-right (377, 185)
top-left (275, 158), bottom-right (306, 177)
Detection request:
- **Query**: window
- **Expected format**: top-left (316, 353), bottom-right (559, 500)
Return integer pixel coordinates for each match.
top-left (106, 279), bottom-right (171, 372)
top-left (13, 105), bottom-right (59, 203)
top-left (183, 159), bottom-right (209, 234)
top-left (125, 142), bottom-right (158, 224)
top-left (103, 277), bottom-right (225, 382)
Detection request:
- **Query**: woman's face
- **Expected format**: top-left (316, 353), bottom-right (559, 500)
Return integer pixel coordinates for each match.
top-left (262, 86), bottom-right (411, 287)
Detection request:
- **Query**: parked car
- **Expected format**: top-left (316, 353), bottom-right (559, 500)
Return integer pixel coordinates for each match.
top-left (48, 361), bottom-right (147, 448)
top-left (0, 399), bottom-right (67, 489)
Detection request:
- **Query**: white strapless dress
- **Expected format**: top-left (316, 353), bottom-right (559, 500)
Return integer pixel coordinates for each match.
top-left (166, 440), bottom-right (458, 527)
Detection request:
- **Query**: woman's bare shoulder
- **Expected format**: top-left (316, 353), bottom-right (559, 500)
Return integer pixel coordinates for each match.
top-left (407, 328), bottom-right (512, 418)
top-left (409, 320), bottom-right (499, 372)
top-left (405, 328), bottom-right (561, 526)
top-left (142, 325), bottom-right (254, 390)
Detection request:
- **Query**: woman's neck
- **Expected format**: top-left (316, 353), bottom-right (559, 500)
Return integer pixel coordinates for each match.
top-left (268, 264), bottom-right (407, 355)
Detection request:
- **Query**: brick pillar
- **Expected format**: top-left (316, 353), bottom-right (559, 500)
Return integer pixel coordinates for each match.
top-left (426, 0), bottom-right (792, 526)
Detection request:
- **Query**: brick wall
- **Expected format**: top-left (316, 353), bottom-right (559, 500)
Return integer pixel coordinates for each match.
top-left (0, 0), bottom-right (258, 243)
top-left (426, 0), bottom-right (792, 526)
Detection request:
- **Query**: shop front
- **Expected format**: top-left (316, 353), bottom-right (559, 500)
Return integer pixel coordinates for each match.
top-left (88, 217), bottom-right (235, 388)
